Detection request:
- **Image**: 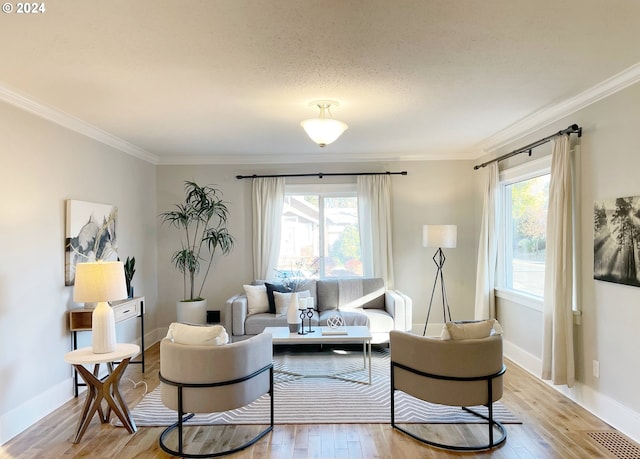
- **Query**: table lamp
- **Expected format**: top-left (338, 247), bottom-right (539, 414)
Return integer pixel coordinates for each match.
top-left (73, 261), bottom-right (127, 353)
top-left (422, 224), bottom-right (457, 336)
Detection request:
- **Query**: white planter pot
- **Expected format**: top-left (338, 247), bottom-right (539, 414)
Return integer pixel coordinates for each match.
top-left (177, 299), bottom-right (207, 324)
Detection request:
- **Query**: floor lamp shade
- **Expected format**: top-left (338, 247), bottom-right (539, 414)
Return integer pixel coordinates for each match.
top-left (423, 225), bottom-right (457, 249)
top-left (73, 261), bottom-right (127, 353)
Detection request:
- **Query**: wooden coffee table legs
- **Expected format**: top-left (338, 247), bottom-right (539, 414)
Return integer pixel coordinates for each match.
top-left (71, 358), bottom-right (137, 443)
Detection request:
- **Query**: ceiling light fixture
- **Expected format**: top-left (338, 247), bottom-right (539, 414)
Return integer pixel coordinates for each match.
top-left (301, 100), bottom-right (348, 147)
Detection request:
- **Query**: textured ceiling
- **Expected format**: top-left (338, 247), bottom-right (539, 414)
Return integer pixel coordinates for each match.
top-left (1, 0), bottom-right (639, 164)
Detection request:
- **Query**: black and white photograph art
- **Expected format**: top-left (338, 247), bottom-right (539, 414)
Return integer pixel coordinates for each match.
top-left (594, 195), bottom-right (640, 287)
top-left (65, 200), bottom-right (119, 285)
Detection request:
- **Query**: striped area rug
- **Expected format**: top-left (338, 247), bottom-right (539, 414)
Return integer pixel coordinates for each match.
top-left (127, 347), bottom-right (520, 426)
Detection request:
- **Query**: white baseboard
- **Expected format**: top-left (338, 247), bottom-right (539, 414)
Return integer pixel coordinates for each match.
top-left (504, 338), bottom-right (640, 445)
top-left (0, 378), bottom-right (71, 445)
top-left (1, 329), bottom-right (164, 446)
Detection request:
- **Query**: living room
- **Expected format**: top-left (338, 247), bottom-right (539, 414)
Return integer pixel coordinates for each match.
top-left (1, 1), bottom-right (640, 456)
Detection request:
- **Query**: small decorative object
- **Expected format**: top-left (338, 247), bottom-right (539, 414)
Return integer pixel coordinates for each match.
top-left (65, 200), bottom-right (118, 286)
top-left (306, 306), bottom-right (315, 334)
top-left (327, 313), bottom-right (345, 329)
top-left (73, 261), bottom-right (127, 354)
top-left (123, 256), bottom-right (136, 298)
top-left (594, 195), bottom-right (640, 287)
top-left (287, 292), bottom-right (301, 333)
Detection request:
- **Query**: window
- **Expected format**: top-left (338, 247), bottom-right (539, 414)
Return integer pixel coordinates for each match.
top-left (499, 157), bottom-right (551, 298)
top-left (277, 184), bottom-right (362, 279)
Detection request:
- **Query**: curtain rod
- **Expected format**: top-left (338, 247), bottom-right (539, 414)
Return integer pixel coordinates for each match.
top-left (473, 124), bottom-right (582, 170)
top-left (236, 171), bottom-right (408, 179)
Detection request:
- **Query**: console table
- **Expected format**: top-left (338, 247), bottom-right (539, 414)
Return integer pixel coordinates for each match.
top-left (64, 343), bottom-right (139, 443)
top-left (69, 296), bottom-right (145, 396)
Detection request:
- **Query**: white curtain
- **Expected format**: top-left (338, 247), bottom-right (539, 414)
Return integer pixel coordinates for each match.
top-left (474, 162), bottom-right (500, 320)
top-left (357, 175), bottom-right (394, 288)
top-left (252, 177), bottom-right (285, 281)
top-left (541, 135), bottom-right (575, 387)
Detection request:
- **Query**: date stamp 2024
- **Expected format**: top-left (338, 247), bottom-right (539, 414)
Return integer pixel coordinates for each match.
top-left (2, 2), bottom-right (46, 14)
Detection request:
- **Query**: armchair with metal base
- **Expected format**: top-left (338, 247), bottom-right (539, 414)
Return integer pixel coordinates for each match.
top-left (159, 333), bottom-right (274, 458)
top-left (390, 331), bottom-right (507, 451)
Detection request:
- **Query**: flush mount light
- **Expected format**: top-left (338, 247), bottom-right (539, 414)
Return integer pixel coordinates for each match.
top-left (300, 100), bottom-right (348, 147)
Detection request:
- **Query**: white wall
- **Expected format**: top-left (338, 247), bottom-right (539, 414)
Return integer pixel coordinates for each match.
top-left (0, 101), bottom-right (158, 444)
top-left (495, 81), bottom-right (640, 442)
top-left (155, 160), bottom-right (481, 336)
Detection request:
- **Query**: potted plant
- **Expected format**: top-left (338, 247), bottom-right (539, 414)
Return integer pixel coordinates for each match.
top-left (160, 181), bottom-right (234, 324)
top-left (123, 256), bottom-right (136, 298)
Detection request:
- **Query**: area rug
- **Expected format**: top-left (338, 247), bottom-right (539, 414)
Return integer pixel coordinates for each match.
top-left (126, 347), bottom-right (521, 426)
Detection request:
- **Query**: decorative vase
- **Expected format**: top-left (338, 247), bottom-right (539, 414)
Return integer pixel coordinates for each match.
top-left (287, 292), bottom-right (301, 333)
top-left (177, 299), bottom-right (207, 324)
top-left (92, 301), bottom-right (116, 353)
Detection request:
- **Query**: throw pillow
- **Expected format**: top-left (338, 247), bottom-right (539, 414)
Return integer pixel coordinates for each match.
top-left (441, 319), bottom-right (497, 340)
top-left (273, 290), bottom-right (311, 316)
top-left (166, 322), bottom-right (229, 346)
top-left (243, 284), bottom-right (269, 315)
top-left (265, 282), bottom-right (291, 314)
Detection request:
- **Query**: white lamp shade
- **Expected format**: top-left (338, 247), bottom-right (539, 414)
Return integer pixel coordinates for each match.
top-left (423, 225), bottom-right (457, 248)
top-left (73, 261), bottom-right (127, 303)
top-left (301, 118), bottom-right (348, 147)
top-left (73, 261), bottom-right (126, 354)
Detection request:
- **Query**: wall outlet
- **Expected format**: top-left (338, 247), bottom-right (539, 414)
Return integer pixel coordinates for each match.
top-left (593, 360), bottom-right (600, 379)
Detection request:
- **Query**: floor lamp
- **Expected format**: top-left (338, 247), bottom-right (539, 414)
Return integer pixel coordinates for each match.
top-left (422, 224), bottom-right (457, 336)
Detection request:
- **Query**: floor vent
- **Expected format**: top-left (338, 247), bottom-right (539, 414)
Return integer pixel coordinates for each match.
top-left (587, 431), bottom-right (640, 459)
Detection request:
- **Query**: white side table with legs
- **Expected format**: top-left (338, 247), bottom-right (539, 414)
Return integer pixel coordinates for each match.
top-left (64, 343), bottom-right (139, 443)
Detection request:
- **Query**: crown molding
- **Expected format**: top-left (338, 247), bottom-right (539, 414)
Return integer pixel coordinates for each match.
top-left (476, 62), bottom-right (640, 155)
top-left (4, 62), bottom-right (639, 166)
top-left (156, 150), bottom-right (471, 166)
top-left (0, 84), bottom-right (159, 165)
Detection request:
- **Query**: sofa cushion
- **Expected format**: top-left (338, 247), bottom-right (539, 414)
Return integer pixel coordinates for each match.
top-left (273, 290), bottom-right (311, 316)
top-left (362, 278), bottom-right (386, 309)
top-left (243, 284), bottom-right (269, 315)
top-left (295, 279), bottom-right (317, 308)
top-left (318, 310), bottom-right (369, 327)
top-left (317, 280), bottom-right (339, 312)
top-left (361, 309), bottom-right (394, 333)
top-left (265, 282), bottom-right (290, 314)
top-left (244, 311), bottom-right (319, 335)
top-left (441, 319), bottom-right (497, 340)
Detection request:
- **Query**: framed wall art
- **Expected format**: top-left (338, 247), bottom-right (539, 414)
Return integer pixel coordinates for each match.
top-left (594, 195), bottom-right (640, 287)
top-left (65, 200), bottom-right (119, 286)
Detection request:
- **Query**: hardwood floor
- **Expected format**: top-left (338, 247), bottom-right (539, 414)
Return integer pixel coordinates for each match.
top-left (1, 343), bottom-right (634, 459)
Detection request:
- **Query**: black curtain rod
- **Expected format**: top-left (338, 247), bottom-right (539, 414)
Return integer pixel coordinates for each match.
top-left (473, 124), bottom-right (582, 170)
top-left (236, 171), bottom-right (408, 179)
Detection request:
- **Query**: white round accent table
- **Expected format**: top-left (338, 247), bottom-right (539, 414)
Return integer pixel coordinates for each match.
top-left (64, 343), bottom-right (140, 443)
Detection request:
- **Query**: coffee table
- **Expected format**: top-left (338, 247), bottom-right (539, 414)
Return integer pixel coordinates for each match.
top-left (262, 325), bottom-right (372, 384)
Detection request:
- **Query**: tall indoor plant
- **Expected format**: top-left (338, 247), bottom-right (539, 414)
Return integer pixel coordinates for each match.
top-left (160, 181), bottom-right (234, 323)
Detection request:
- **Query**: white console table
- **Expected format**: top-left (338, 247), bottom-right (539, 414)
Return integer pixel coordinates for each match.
top-left (69, 296), bottom-right (145, 396)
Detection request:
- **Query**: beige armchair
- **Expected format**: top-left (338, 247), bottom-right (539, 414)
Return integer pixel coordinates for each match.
top-left (159, 332), bottom-right (273, 458)
top-left (389, 330), bottom-right (506, 451)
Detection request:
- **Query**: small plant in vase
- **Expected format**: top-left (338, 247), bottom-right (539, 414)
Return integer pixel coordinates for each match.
top-left (123, 256), bottom-right (136, 298)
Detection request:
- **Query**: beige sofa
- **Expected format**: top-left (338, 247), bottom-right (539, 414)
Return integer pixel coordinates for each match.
top-left (224, 277), bottom-right (412, 344)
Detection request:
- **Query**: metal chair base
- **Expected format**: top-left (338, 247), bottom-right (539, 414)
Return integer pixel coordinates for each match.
top-left (391, 405), bottom-right (507, 451)
top-left (159, 414), bottom-right (273, 458)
